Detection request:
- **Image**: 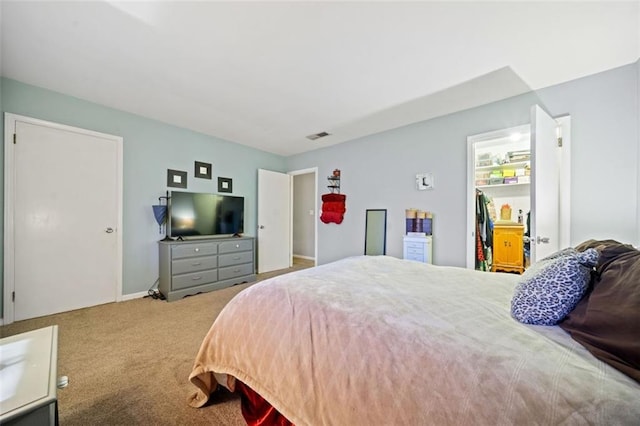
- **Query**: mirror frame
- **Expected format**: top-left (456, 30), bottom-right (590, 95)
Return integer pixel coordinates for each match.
top-left (364, 209), bottom-right (387, 255)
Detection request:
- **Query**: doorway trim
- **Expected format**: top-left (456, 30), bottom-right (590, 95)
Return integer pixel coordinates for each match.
top-left (465, 114), bottom-right (571, 269)
top-left (556, 115), bottom-right (571, 249)
top-left (288, 167), bottom-right (318, 266)
top-left (3, 113), bottom-right (123, 324)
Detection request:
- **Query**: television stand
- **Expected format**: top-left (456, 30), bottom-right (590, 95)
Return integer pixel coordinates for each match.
top-left (158, 236), bottom-right (256, 302)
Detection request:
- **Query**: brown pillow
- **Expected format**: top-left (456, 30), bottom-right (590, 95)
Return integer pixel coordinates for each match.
top-left (574, 239), bottom-right (631, 252)
top-left (560, 244), bottom-right (640, 382)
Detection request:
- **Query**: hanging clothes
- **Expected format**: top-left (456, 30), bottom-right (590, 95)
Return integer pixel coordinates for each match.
top-left (475, 189), bottom-right (494, 271)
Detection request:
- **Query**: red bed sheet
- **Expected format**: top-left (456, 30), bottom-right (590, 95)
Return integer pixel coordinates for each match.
top-left (236, 380), bottom-right (294, 426)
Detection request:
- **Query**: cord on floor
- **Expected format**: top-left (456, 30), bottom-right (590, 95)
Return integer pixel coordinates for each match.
top-left (146, 289), bottom-right (165, 300)
top-left (144, 278), bottom-right (165, 300)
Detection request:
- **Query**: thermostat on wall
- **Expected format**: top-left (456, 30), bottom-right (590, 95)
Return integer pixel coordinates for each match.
top-left (416, 173), bottom-right (434, 190)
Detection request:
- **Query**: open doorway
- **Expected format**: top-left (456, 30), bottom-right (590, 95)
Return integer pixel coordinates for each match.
top-left (466, 106), bottom-right (571, 273)
top-left (470, 125), bottom-right (531, 273)
top-left (291, 168), bottom-right (318, 267)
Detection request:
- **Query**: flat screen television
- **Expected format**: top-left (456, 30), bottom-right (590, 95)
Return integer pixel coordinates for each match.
top-left (169, 191), bottom-right (244, 238)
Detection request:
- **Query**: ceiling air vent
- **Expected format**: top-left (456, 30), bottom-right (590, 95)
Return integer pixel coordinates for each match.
top-left (306, 131), bottom-right (331, 141)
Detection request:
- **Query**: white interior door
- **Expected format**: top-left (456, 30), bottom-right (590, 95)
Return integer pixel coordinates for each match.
top-left (257, 169), bottom-right (291, 273)
top-left (5, 114), bottom-right (122, 322)
top-left (530, 105), bottom-right (561, 261)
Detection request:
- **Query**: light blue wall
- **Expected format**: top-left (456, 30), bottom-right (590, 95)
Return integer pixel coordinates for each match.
top-left (1, 61), bottom-right (638, 318)
top-left (535, 62), bottom-right (639, 246)
top-left (1, 78), bottom-right (286, 315)
top-left (287, 62), bottom-right (640, 266)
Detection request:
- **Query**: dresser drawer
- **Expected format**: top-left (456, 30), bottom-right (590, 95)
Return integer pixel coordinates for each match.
top-left (219, 263), bottom-right (254, 281)
top-left (172, 243), bottom-right (218, 259)
top-left (405, 242), bottom-right (424, 250)
top-left (218, 251), bottom-right (253, 267)
top-left (407, 246), bottom-right (425, 255)
top-left (405, 253), bottom-right (425, 262)
top-left (172, 255), bottom-right (217, 275)
top-left (172, 269), bottom-right (218, 290)
top-left (219, 240), bottom-right (253, 254)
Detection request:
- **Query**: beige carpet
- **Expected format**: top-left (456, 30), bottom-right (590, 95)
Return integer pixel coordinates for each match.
top-left (0, 258), bottom-right (314, 425)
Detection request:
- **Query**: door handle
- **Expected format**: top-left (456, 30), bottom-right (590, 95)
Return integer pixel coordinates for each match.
top-left (259, 225), bottom-right (265, 229)
top-left (536, 236), bottom-right (550, 244)
top-left (105, 227), bottom-right (114, 233)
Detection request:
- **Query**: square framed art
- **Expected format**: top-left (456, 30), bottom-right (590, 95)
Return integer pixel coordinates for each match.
top-left (167, 169), bottom-right (187, 188)
top-left (218, 177), bottom-right (233, 193)
top-left (194, 161), bottom-right (212, 179)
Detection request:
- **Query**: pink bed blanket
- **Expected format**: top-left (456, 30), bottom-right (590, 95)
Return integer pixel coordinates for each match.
top-left (189, 255), bottom-right (640, 425)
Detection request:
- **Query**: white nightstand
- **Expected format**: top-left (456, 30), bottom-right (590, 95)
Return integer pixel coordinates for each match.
top-left (0, 325), bottom-right (59, 425)
top-left (403, 235), bottom-right (433, 264)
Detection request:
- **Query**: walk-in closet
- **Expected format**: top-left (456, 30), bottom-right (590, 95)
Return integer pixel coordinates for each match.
top-left (472, 128), bottom-right (531, 273)
top-left (466, 105), bottom-right (572, 274)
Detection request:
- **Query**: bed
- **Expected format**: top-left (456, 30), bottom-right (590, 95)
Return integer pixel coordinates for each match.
top-left (188, 250), bottom-right (640, 425)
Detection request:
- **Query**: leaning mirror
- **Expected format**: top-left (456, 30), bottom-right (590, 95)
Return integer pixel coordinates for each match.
top-left (365, 209), bottom-right (387, 255)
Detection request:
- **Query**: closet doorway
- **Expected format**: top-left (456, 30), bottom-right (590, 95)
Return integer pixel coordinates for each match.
top-left (466, 105), bottom-right (571, 272)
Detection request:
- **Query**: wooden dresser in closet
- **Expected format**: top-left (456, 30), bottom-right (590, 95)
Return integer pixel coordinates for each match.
top-left (492, 222), bottom-right (525, 274)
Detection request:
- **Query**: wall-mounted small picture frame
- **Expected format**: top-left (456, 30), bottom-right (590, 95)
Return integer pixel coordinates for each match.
top-left (194, 161), bottom-right (212, 179)
top-left (167, 169), bottom-right (187, 188)
top-left (218, 177), bottom-right (233, 193)
top-left (416, 172), bottom-right (434, 190)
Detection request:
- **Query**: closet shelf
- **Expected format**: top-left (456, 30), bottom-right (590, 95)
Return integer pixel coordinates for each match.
top-left (474, 160), bottom-right (530, 171)
top-left (476, 182), bottom-right (530, 190)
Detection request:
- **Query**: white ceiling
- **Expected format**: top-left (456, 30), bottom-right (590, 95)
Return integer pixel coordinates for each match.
top-left (1, 1), bottom-right (638, 156)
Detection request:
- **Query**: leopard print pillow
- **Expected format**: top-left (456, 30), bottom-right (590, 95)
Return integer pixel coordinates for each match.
top-left (511, 248), bottom-right (599, 325)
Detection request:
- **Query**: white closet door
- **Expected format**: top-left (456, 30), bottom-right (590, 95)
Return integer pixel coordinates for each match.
top-left (10, 117), bottom-right (121, 321)
top-left (530, 105), bottom-right (560, 261)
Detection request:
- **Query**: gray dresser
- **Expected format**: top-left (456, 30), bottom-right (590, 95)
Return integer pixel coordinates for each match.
top-left (158, 237), bottom-right (256, 301)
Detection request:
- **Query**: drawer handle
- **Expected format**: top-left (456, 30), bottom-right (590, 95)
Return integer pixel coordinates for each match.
top-left (234, 268), bottom-right (240, 273)
top-left (233, 256), bottom-right (241, 260)
top-left (192, 276), bottom-right (202, 281)
top-left (191, 262), bottom-right (202, 266)
top-left (194, 248), bottom-right (200, 252)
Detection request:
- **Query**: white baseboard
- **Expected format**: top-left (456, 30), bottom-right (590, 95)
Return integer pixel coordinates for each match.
top-left (293, 254), bottom-right (315, 261)
top-left (0, 291), bottom-right (151, 325)
top-left (121, 291), bottom-right (149, 301)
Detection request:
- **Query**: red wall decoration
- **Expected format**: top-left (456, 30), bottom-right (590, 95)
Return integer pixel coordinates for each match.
top-left (320, 193), bottom-right (346, 224)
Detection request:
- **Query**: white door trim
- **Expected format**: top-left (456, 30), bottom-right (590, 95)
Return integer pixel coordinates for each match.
top-left (556, 115), bottom-right (571, 249)
top-left (288, 167), bottom-right (318, 266)
top-left (465, 111), bottom-right (571, 269)
top-left (3, 113), bottom-right (124, 324)
top-left (466, 124), bottom-right (530, 269)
